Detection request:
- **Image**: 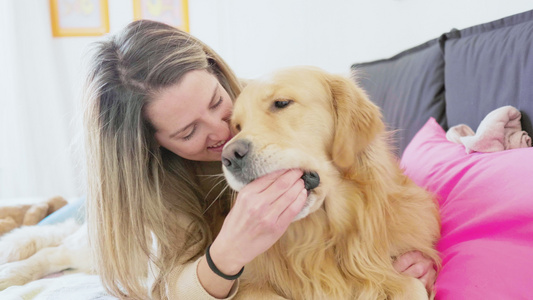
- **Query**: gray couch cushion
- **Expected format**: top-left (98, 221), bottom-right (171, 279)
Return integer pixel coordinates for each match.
top-left (352, 39), bottom-right (446, 157)
top-left (444, 9), bottom-right (533, 137)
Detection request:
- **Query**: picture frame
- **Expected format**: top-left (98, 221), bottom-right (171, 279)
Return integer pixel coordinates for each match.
top-left (133, 0), bottom-right (189, 32)
top-left (49, 0), bottom-right (110, 37)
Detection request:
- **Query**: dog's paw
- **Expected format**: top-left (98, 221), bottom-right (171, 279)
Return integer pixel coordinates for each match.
top-left (0, 261), bottom-right (34, 290)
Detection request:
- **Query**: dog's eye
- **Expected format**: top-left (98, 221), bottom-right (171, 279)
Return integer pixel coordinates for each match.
top-left (273, 100), bottom-right (293, 109)
top-left (235, 124), bottom-right (241, 132)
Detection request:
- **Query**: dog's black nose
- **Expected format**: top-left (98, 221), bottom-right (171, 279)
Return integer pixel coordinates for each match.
top-left (222, 139), bottom-right (251, 171)
top-left (301, 171), bottom-right (320, 190)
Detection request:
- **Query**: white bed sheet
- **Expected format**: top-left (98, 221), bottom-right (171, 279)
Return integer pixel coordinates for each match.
top-left (0, 272), bottom-right (116, 300)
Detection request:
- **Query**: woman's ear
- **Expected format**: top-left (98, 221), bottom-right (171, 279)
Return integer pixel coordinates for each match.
top-left (327, 74), bottom-right (384, 170)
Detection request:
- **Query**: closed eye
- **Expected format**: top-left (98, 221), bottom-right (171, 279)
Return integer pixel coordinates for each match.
top-left (182, 124), bottom-right (197, 141)
top-left (211, 97), bottom-right (223, 109)
top-left (273, 99), bottom-right (293, 109)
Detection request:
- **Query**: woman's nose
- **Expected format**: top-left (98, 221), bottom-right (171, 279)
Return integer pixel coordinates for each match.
top-left (206, 116), bottom-right (229, 140)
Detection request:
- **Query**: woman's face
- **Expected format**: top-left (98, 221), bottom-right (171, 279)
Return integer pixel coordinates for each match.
top-left (146, 70), bottom-right (233, 162)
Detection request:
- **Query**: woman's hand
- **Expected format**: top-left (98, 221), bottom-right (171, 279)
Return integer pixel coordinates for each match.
top-left (210, 169), bottom-right (307, 275)
top-left (393, 250), bottom-right (437, 293)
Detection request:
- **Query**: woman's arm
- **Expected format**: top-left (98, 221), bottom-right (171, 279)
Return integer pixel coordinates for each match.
top-left (196, 254), bottom-right (238, 299)
top-left (197, 169), bottom-right (307, 298)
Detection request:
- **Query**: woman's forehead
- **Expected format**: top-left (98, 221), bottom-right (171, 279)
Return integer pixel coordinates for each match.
top-left (146, 70), bottom-right (219, 132)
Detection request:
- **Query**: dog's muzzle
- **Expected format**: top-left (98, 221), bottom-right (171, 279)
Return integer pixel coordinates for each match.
top-left (222, 139), bottom-right (320, 190)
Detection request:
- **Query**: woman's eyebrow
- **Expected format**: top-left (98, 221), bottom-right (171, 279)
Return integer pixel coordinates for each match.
top-left (168, 83), bottom-right (218, 139)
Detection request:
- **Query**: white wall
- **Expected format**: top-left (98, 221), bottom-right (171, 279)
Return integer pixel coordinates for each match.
top-left (191, 0), bottom-right (533, 78)
top-left (1, 0), bottom-right (531, 200)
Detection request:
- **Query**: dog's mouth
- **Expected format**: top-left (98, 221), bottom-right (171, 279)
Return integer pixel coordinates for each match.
top-left (301, 170), bottom-right (320, 194)
top-left (223, 167), bottom-right (321, 221)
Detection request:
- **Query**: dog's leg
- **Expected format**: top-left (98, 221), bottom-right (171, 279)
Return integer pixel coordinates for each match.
top-left (0, 219), bottom-right (80, 264)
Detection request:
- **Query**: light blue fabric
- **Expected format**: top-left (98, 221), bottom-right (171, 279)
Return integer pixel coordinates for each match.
top-left (38, 196), bottom-right (86, 225)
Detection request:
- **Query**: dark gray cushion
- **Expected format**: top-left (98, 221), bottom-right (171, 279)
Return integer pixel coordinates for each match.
top-left (352, 39), bottom-right (446, 157)
top-left (444, 9), bottom-right (533, 136)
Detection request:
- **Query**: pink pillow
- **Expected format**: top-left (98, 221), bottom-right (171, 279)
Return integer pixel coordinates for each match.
top-left (401, 117), bottom-right (533, 300)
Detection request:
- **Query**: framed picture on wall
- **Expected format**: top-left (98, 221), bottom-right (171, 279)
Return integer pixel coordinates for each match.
top-left (49, 0), bottom-right (110, 37)
top-left (133, 0), bottom-right (189, 32)
top-left (49, 0), bottom-right (109, 37)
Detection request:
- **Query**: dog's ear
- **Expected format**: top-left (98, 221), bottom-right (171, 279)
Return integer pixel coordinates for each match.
top-left (327, 73), bottom-right (384, 169)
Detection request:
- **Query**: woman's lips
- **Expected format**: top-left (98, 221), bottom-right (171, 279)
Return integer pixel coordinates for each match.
top-left (208, 137), bottom-right (231, 152)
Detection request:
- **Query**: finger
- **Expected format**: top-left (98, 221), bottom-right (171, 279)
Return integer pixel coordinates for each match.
top-left (243, 169), bottom-right (288, 194)
top-left (262, 169), bottom-right (305, 204)
top-left (243, 169), bottom-right (303, 196)
top-left (403, 262), bottom-right (428, 279)
top-left (233, 170), bottom-right (302, 218)
top-left (267, 179), bottom-right (305, 218)
top-left (393, 251), bottom-right (423, 272)
top-left (243, 169), bottom-right (303, 204)
top-left (419, 267), bottom-right (436, 292)
top-left (277, 187), bottom-right (307, 226)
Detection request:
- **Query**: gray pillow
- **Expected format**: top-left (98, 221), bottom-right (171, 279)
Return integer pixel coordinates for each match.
top-left (444, 10), bottom-right (533, 137)
top-left (352, 39), bottom-right (446, 157)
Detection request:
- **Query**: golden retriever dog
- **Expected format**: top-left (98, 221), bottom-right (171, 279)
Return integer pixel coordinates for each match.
top-left (222, 66), bottom-right (441, 299)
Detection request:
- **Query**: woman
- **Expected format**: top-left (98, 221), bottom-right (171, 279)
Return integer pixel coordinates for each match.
top-left (84, 20), bottom-right (435, 299)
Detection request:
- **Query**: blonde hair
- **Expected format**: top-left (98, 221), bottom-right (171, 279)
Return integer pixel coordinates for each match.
top-left (83, 20), bottom-right (241, 299)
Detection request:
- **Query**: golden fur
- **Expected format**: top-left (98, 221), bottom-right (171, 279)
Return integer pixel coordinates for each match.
top-left (223, 67), bottom-right (441, 299)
